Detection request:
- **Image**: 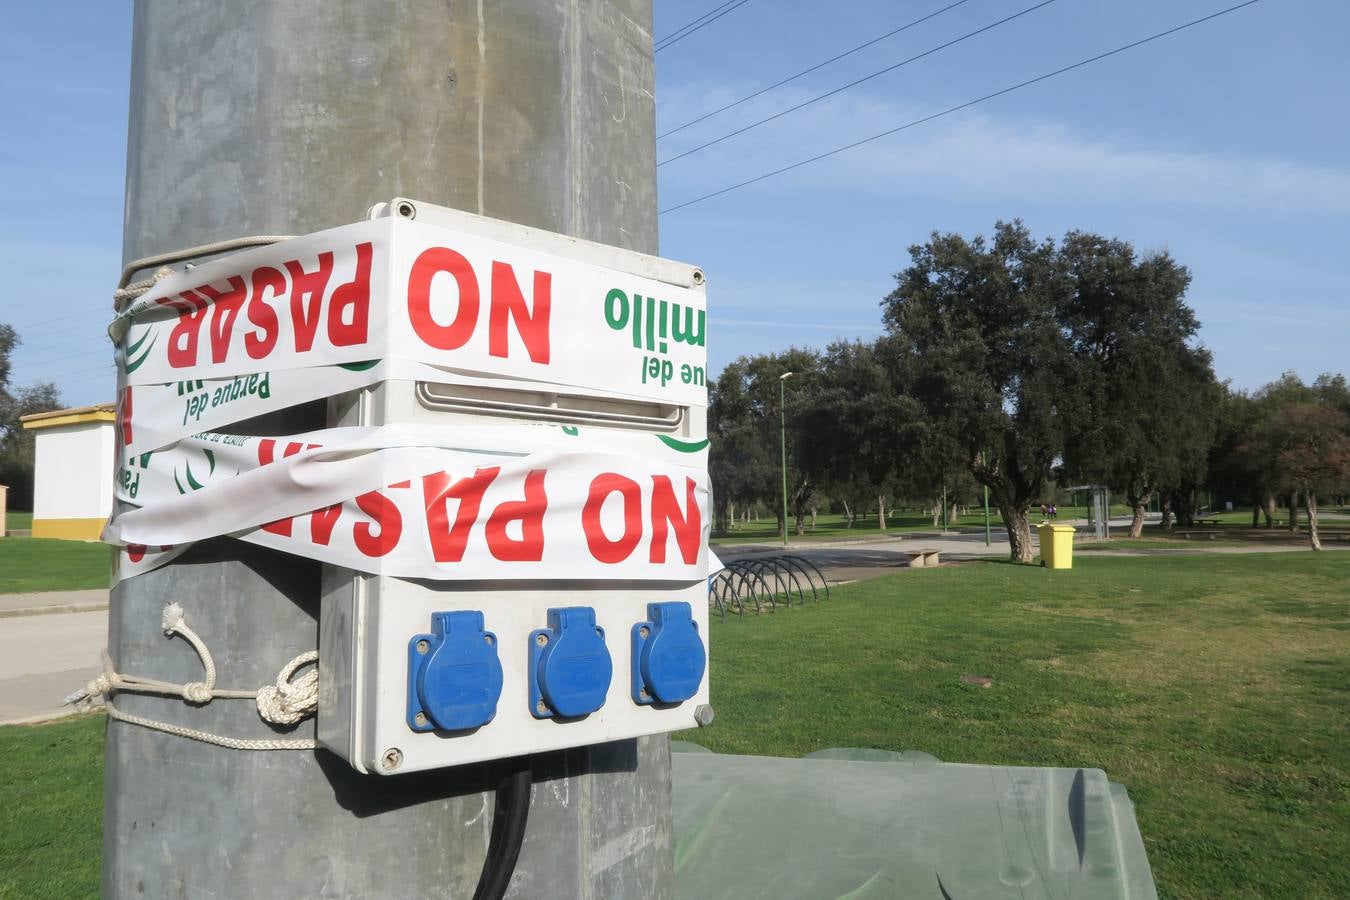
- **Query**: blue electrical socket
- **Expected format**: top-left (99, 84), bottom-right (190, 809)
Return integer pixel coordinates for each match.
top-left (630, 601), bottom-right (706, 706)
top-left (407, 610), bottom-right (503, 733)
top-left (529, 607), bottom-right (613, 719)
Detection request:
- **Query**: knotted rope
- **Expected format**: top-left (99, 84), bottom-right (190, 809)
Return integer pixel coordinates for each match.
top-left (66, 602), bottom-right (319, 751)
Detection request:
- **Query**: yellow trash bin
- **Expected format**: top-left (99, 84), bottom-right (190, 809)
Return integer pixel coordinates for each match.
top-left (1037, 523), bottom-right (1075, 569)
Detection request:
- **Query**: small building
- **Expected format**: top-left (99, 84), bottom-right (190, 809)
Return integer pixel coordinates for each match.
top-left (20, 403), bottom-right (116, 541)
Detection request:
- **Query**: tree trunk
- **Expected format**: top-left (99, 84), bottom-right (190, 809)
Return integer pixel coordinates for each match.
top-left (1001, 504), bottom-right (1034, 563)
top-left (1306, 490), bottom-right (1321, 550)
top-left (725, 500), bottom-right (735, 534)
top-left (1160, 495), bottom-right (1174, 530)
top-left (1262, 495), bottom-right (1276, 528)
top-left (1129, 502), bottom-right (1147, 538)
top-left (1289, 492), bottom-right (1299, 533)
top-left (1127, 490), bottom-right (1152, 539)
top-left (1172, 491), bottom-right (1196, 528)
top-left (877, 494), bottom-right (886, 531)
top-left (1250, 499), bottom-right (1260, 528)
top-left (810, 507), bottom-right (817, 532)
top-left (842, 498), bottom-right (853, 528)
top-left (931, 503), bottom-right (940, 528)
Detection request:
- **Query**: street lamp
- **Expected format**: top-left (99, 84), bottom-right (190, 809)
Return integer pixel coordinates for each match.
top-left (779, 371), bottom-right (794, 546)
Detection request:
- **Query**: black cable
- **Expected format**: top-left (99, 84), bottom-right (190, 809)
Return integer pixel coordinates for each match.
top-left (471, 759), bottom-right (532, 900)
top-left (657, 0), bottom-right (976, 141)
top-left (656, 0), bottom-right (754, 53)
top-left (659, 0), bottom-right (1265, 215)
top-left (655, 0), bottom-right (742, 48)
top-left (658, 0), bottom-right (1058, 166)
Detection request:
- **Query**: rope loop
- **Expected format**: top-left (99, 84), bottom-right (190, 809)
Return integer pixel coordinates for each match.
top-left (67, 602), bottom-right (320, 750)
top-left (255, 651), bottom-right (319, 726)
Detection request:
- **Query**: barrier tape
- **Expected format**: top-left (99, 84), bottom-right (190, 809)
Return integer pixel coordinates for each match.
top-left (107, 425), bottom-right (709, 584)
top-left (111, 218), bottom-right (708, 408)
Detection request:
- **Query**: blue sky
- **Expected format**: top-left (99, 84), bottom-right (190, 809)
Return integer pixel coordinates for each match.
top-left (1, 1), bottom-right (1346, 408)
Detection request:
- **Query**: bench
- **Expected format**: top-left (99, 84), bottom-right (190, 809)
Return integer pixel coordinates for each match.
top-left (1320, 531), bottom-right (1350, 542)
top-left (1176, 531), bottom-right (1220, 540)
top-left (1196, 518), bottom-right (1222, 526)
top-left (904, 548), bottom-right (941, 568)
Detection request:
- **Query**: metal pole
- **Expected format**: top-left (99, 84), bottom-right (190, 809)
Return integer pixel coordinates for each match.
top-left (779, 373), bottom-right (791, 546)
top-left (107, 3), bottom-right (669, 898)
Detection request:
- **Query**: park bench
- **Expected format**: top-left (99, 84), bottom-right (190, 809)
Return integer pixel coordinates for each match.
top-left (1320, 531), bottom-right (1350, 542)
top-left (1176, 531), bottom-right (1221, 540)
top-left (1196, 518), bottom-right (1222, 526)
top-left (904, 548), bottom-right (941, 568)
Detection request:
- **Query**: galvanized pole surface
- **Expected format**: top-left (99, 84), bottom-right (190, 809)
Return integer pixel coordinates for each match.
top-left (108, 3), bottom-right (669, 898)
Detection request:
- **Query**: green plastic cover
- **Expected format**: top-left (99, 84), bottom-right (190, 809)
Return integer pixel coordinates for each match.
top-left (671, 745), bottom-right (1157, 900)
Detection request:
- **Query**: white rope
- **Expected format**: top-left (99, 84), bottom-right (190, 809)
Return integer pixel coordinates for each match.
top-left (254, 650), bottom-right (320, 726)
top-left (103, 702), bottom-right (317, 751)
top-left (113, 234), bottom-right (294, 311)
top-left (111, 266), bottom-right (177, 307)
top-left (66, 602), bottom-right (319, 751)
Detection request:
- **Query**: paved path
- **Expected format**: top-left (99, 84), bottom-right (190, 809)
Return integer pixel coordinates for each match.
top-left (720, 531), bottom-right (1014, 585)
top-left (0, 588), bottom-right (109, 618)
top-left (718, 525), bottom-right (1348, 585)
top-left (0, 591), bottom-right (108, 725)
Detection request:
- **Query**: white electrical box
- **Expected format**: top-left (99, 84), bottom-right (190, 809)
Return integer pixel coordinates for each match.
top-left (317, 199), bottom-right (710, 774)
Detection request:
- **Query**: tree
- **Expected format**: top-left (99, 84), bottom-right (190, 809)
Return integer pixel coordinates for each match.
top-left (1249, 373), bottom-right (1321, 529)
top-left (1244, 404), bottom-right (1350, 550)
top-left (1058, 234), bottom-right (1220, 537)
top-left (707, 348), bottom-right (822, 537)
top-left (0, 324), bottom-right (63, 509)
top-left (883, 221), bottom-right (1078, 562)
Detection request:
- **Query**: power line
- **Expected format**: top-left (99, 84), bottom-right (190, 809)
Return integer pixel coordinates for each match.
top-left (655, 1), bottom-right (740, 45)
top-left (658, 0), bottom-right (976, 141)
top-left (658, 0), bottom-right (1058, 167)
top-left (656, 0), bottom-right (753, 53)
top-left (658, 0), bottom-right (1264, 215)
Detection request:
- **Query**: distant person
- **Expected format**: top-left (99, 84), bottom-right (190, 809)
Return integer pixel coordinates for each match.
top-left (1040, 504), bottom-right (1048, 518)
top-left (1049, 504), bottom-right (1057, 520)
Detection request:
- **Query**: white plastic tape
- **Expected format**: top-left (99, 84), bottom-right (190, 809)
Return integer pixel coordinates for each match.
top-left (108, 425), bottom-right (709, 584)
top-left (112, 217), bottom-right (707, 408)
top-left (116, 358), bottom-right (694, 457)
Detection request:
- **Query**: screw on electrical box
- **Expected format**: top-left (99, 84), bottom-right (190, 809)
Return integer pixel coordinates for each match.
top-left (692, 269), bottom-right (705, 285)
top-left (396, 200), bottom-right (416, 219)
top-left (415, 640), bottom-right (429, 655)
top-left (639, 626), bottom-right (650, 639)
top-left (414, 712), bottom-right (428, 728)
top-left (535, 633), bottom-right (549, 647)
top-left (381, 748), bottom-right (403, 771)
top-left (483, 634), bottom-right (495, 646)
top-left (536, 700), bottom-right (548, 715)
top-left (639, 688), bottom-right (650, 701)
top-left (694, 704), bottom-right (715, 727)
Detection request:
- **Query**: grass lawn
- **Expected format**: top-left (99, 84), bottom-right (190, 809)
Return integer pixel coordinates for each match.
top-left (5, 510), bottom-right (32, 532)
top-left (1076, 537), bottom-right (1257, 551)
top-left (1, 554), bottom-right (1346, 898)
top-left (682, 553), bottom-right (1350, 899)
top-left (0, 714), bottom-right (103, 899)
top-left (0, 537), bottom-right (111, 593)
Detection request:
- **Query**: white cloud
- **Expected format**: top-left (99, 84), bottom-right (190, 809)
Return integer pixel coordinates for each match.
top-left (657, 82), bottom-right (1350, 218)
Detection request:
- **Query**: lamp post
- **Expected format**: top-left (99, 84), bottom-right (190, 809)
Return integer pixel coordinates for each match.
top-left (780, 371), bottom-right (794, 546)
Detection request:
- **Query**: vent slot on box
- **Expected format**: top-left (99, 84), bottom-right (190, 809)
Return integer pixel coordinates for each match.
top-left (417, 381), bottom-right (685, 432)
